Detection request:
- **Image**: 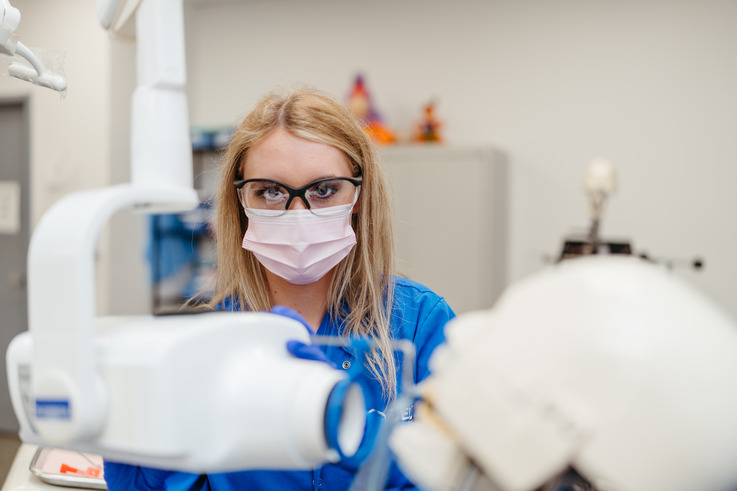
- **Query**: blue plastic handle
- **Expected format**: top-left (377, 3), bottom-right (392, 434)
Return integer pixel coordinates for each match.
top-left (324, 337), bottom-right (382, 470)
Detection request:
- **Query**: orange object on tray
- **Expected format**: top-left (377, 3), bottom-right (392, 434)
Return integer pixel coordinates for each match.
top-left (29, 446), bottom-right (106, 489)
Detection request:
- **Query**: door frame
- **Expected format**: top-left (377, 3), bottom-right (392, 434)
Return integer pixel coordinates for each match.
top-left (0, 95), bottom-right (30, 433)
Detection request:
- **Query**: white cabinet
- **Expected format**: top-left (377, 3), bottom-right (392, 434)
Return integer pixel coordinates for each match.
top-left (380, 146), bottom-right (508, 314)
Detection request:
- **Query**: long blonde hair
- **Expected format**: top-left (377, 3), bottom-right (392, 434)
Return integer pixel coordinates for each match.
top-left (210, 87), bottom-right (398, 399)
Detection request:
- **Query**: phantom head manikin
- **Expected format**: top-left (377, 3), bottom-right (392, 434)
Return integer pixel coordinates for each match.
top-left (391, 254), bottom-right (737, 491)
top-left (390, 159), bottom-right (737, 491)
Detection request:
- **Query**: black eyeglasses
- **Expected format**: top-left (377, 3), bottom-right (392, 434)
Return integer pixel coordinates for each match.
top-left (234, 176), bottom-right (362, 216)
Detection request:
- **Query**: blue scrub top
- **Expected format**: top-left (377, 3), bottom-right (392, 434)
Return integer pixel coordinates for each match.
top-left (104, 276), bottom-right (455, 490)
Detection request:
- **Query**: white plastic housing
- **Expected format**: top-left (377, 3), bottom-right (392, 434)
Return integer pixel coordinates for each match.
top-left (397, 256), bottom-right (737, 491)
top-left (131, 86), bottom-right (193, 191)
top-left (7, 311), bottom-right (364, 472)
top-left (24, 185), bottom-right (198, 447)
top-left (0, 0), bottom-right (20, 55)
top-left (130, 0), bottom-right (193, 196)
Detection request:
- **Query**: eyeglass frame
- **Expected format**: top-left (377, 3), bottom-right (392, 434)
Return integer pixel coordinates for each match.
top-left (233, 175), bottom-right (363, 212)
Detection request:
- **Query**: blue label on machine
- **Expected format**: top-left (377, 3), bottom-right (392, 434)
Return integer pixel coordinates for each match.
top-left (35, 400), bottom-right (71, 419)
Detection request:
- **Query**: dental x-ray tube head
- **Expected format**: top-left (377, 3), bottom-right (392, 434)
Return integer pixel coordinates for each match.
top-left (391, 256), bottom-right (737, 491)
top-left (7, 311), bottom-right (367, 472)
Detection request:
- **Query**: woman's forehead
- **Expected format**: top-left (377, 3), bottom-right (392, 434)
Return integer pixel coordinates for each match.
top-left (242, 127), bottom-right (353, 182)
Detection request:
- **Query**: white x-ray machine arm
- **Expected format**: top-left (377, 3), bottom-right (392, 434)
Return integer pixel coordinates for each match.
top-left (24, 0), bottom-right (199, 445)
top-left (6, 0), bottom-right (370, 474)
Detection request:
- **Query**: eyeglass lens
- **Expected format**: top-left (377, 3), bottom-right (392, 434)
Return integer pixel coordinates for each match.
top-left (241, 179), bottom-right (357, 215)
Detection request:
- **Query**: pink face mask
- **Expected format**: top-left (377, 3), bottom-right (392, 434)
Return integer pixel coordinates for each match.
top-left (241, 204), bottom-right (357, 285)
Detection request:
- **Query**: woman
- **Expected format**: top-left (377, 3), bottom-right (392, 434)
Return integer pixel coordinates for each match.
top-left (104, 87), bottom-right (455, 490)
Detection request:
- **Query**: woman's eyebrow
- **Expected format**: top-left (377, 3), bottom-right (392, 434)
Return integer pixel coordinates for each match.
top-left (244, 174), bottom-right (348, 184)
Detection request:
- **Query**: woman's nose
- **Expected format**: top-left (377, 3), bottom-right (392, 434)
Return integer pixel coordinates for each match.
top-left (287, 197), bottom-right (309, 210)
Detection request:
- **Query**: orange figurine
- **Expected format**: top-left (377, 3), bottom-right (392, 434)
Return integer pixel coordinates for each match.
top-left (347, 74), bottom-right (396, 145)
top-left (413, 99), bottom-right (443, 143)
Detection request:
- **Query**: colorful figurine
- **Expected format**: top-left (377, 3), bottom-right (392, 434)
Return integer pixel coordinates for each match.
top-left (413, 99), bottom-right (443, 143)
top-left (347, 74), bottom-right (396, 145)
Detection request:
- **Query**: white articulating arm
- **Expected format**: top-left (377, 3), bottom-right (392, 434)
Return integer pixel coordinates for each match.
top-left (26, 0), bottom-right (198, 444)
top-left (28, 185), bottom-right (198, 444)
top-left (131, 0), bottom-right (193, 192)
top-left (0, 0), bottom-right (67, 91)
top-left (0, 0), bottom-right (20, 55)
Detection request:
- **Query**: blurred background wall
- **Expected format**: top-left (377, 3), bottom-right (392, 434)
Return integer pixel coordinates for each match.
top-left (184, 0), bottom-right (737, 317)
top-left (1, 0), bottom-right (735, 318)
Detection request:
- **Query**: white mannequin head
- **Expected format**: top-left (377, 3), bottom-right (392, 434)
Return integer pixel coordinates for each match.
top-left (397, 256), bottom-right (737, 491)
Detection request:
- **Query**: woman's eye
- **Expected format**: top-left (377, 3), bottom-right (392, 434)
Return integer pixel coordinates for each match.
top-left (258, 186), bottom-right (287, 201)
top-left (309, 182), bottom-right (337, 199)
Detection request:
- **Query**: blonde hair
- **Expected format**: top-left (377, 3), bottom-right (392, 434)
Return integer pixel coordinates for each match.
top-left (210, 87), bottom-right (398, 399)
